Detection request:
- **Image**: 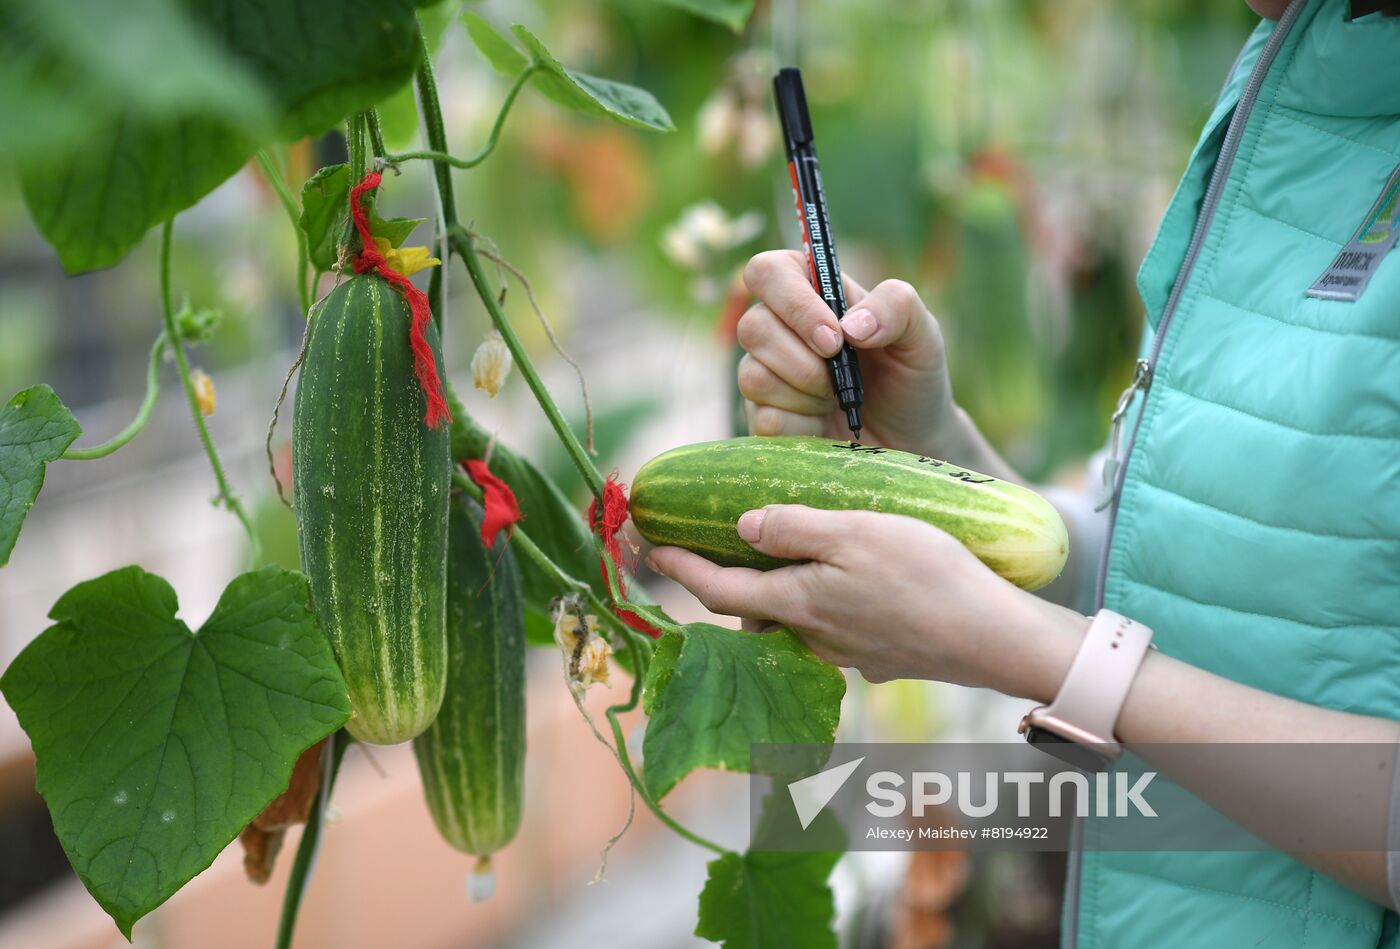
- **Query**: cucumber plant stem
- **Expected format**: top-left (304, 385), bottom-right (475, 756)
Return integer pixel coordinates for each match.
top-left (275, 731), bottom-right (350, 949)
top-left (415, 28), bottom-right (453, 329)
top-left (253, 149), bottom-right (313, 315)
top-left (342, 115), bottom-right (372, 258)
top-left (61, 333), bottom-right (166, 460)
top-left (366, 108), bottom-right (388, 160)
top-left (449, 468), bottom-right (650, 658)
top-left (448, 226), bottom-right (605, 500)
top-left (409, 25), bottom-right (605, 503)
top-left (607, 636), bottom-right (728, 857)
top-left (158, 220), bottom-right (260, 569)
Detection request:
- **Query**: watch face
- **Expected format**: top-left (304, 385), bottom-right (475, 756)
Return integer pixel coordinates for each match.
top-left (1023, 725), bottom-right (1113, 772)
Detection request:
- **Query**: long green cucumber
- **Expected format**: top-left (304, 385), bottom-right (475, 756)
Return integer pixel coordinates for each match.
top-left (629, 435), bottom-right (1068, 591)
top-left (413, 496), bottom-right (525, 896)
top-left (293, 274), bottom-right (450, 744)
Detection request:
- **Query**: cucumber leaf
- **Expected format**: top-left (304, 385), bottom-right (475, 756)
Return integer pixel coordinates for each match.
top-left (658, 0), bottom-right (756, 32)
top-left (0, 566), bottom-right (351, 937)
top-left (462, 15), bottom-right (672, 132)
top-left (299, 162), bottom-right (426, 272)
top-left (20, 0), bottom-right (422, 273)
top-left (373, 215), bottom-right (428, 248)
top-left (510, 26), bottom-right (674, 132)
top-left (299, 163), bottom-right (351, 272)
top-left (695, 848), bottom-right (841, 949)
top-left (641, 624), bottom-right (845, 800)
top-left (0, 385), bottom-right (81, 567)
top-left (462, 12), bottom-right (529, 77)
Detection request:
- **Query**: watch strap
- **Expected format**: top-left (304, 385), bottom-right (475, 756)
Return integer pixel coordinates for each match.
top-left (1037, 610), bottom-right (1153, 747)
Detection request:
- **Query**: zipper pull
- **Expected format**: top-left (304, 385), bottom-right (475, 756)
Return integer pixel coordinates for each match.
top-left (1096, 359), bottom-right (1152, 512)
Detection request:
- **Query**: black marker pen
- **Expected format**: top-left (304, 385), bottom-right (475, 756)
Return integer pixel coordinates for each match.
top-left (773, 67), bottom-right (864, 441)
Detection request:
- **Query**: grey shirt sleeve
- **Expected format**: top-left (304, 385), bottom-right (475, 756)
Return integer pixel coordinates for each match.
top-left (1036, 450), bottom-right (1111, 616)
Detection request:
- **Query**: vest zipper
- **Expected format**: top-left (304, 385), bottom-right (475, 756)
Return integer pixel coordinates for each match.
top-left (1063, 1), bottom-right (1310, 944)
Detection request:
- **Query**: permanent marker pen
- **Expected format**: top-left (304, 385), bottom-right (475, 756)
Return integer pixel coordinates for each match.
top-left (772, 66), bottom-right (865, 441)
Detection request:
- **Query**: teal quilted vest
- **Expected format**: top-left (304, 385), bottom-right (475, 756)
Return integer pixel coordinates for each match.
top-left (1068, 1), bottom-right (1400, 946)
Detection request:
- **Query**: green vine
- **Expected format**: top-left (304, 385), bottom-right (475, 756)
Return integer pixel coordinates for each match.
top-left (449, 226), bottom-right (605, 501)
top-left (407, 32), bottom-right (603, 503)
top-left (607, 634), bottom-right (728, 856)
top-left (387, 66), bottom-right (537, 171)
top-left (158, 219), bottom-right (261, 569)
top-left (254, 149), bottom-right (313, 315)
top-left (275, 730), bottom-right (350, 949)
top-left (365, 108), bottom-right (388, 161)
top-left (415, 29), bottom-right (454, 328)
top-left (60, 333), bottom-right (166, 461)
top-left (448, 466), bottom-right (651, 657)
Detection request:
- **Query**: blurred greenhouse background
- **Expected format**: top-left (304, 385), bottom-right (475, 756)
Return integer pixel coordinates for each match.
top-left (0, 1), bottom-right (1262, 947)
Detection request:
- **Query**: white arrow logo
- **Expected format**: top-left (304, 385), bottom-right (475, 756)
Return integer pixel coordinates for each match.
top-left (787, 757), bottom-right (865, 830)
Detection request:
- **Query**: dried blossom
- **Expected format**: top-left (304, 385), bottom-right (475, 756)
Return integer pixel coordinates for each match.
top-left (471, 330), bottom-right (513, 398)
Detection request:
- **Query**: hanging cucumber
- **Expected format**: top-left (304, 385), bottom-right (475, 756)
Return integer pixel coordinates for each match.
top-left (414, 496), bottom-right (526, 899)
top-left (293, 274), bottom-right (450, 744)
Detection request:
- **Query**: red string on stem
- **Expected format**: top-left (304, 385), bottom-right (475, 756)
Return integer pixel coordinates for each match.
top-left (463, 459), bottom-right (523, 548)
top-left (349, 171), bottom-right (451, 429)
top-left (587, 474), bottom-right (663, 639)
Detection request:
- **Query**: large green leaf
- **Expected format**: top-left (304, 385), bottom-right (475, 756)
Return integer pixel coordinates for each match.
top-left (695, 848), bottom-right (841, 949)
top-left (0, 0), bottom-right (270, 167)
top-left (0, 385), bottom-right (80, 567)
top-left (511, 26), bottom-right (674, 132)
top-left (641, 624), bottom-right (845, 800)
top-left (19, 0), bottom-right (422, 273)
top-left (0, 566), bottom-right (351, 936)
top-left (658, 0), bottom-right (756, 32)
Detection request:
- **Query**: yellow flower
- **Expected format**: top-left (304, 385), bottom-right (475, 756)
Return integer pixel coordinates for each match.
top-left (372, 237), bottom-right (440, 277)
top-left (191, 370), bottom-right (216, 416)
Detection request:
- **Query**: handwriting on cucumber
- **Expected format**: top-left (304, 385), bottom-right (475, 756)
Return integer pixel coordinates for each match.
top-left (830, 443), bottom-right (994, 483)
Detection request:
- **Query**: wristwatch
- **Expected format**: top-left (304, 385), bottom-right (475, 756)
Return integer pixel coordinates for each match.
top-left (1018, 609), bottom-right (1154, 771)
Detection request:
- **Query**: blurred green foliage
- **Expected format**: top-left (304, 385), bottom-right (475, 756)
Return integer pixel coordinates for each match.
top-left (0, 0), bottom-right (1262, 483)
top-left (450, 0), bottom-right (1257, 477)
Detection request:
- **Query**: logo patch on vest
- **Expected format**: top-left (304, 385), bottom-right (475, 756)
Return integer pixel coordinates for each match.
top-left (1306, 160), bottom-right (1400, 303)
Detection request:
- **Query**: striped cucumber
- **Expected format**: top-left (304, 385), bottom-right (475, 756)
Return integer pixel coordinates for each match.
top-left (413, 496), bottom-right (525, 897)
top-left (629, 436), bottom-right (1068, 591)
top-left (293, 275), bottom-right (450, 744)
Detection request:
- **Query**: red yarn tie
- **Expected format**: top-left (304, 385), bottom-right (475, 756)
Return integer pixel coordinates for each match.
top-left (463, 459), bottom-right (523, 548)
top-left (587, 474), bottom-right (662, 639)
top-left (348, 171), bottom-right (451, 430)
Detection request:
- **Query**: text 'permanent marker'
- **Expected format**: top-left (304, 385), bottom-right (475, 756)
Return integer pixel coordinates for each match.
top-left (773, 66), bottom-right (865, 441)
